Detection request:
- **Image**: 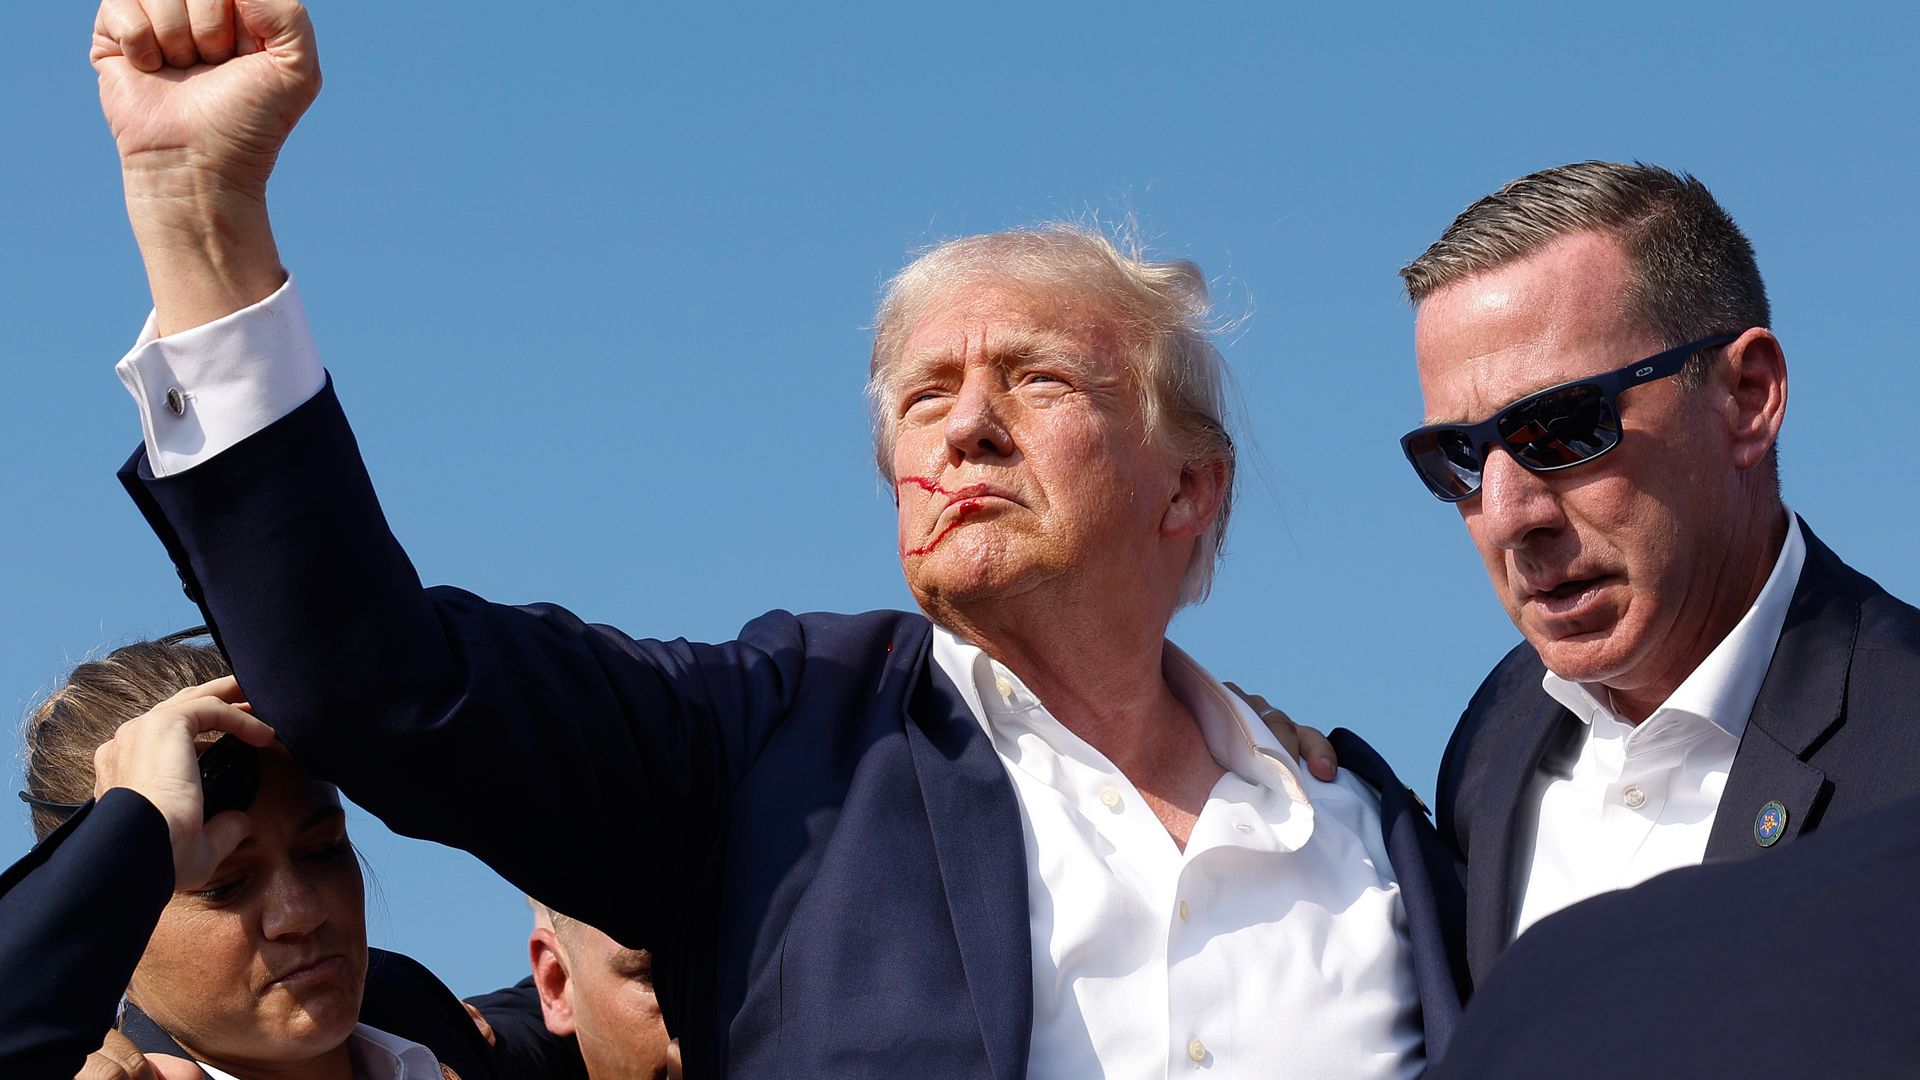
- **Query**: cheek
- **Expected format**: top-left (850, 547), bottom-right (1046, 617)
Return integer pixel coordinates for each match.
top-left (891, 421), bottom-right (946, 474)
top-left (134, 906), bottom-right (266, 1030)
top-left (322, 859), bottom-right (367, 930)
top-left (1459, 511), bottom-right (1511, 579)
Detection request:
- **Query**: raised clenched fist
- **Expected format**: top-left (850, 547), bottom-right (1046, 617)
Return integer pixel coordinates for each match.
top-left (91, 0), bottom-right (321, 194)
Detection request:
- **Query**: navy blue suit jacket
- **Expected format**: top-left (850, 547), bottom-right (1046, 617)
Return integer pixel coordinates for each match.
top-left (1435, 522), bottom-right (1920, 987)
top-left (121, 382), bottom-right (1467, 1077)
top-left (1427, 790), bottom-right (1920, 1078)
top-left (0, 789), bottom-right (569, 1080)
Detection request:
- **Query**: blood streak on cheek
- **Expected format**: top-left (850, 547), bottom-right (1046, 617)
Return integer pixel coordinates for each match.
top-left (898, 476), bottom-right (991, 557)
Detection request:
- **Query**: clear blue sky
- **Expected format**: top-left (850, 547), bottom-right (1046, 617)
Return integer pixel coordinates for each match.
top-left (5, 1), bottom-right (1917, 997)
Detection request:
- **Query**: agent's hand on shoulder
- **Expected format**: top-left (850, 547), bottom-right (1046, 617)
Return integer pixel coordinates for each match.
top-left (1224, 681), bottom-right (1337, 781)
top-left (91, 675), bottom-right (277, 891)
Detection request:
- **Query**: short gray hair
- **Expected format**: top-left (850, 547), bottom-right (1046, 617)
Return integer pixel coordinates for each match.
top-left (1401, 161), bottom-right (1769, 388)
top-left (868, 224), bottom-right (1236, 607)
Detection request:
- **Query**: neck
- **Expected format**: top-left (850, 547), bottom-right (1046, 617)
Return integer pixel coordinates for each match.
top-left (934, 580), bottom-right (1223, 821)
top-left (1608, 501), bottom-right (1789, 723)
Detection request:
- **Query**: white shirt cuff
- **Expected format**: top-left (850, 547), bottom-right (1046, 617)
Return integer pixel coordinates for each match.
top-left (114, 275), bottom-right (325, 477)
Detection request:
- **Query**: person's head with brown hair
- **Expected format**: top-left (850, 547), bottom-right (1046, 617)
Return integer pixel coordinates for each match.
top-left (1401, 160), bottom-right (1771, 394)
top-left (21, 634), bottom-right (370, 1076)
top-left (1399, 162), bottom-right (1789, 721)
top-left (22, 634), bottom-right (229, 840)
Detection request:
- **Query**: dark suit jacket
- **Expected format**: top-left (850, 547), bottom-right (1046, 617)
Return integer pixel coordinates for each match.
top-left (1435, 521), bottom-right (1920, 987)
top-left (0, 789), bottom-right (568, 1080)
top-left (122, 381), bottom-right (1468, 1077)
top-left (1426, 790), bottom-right (1920, 1078)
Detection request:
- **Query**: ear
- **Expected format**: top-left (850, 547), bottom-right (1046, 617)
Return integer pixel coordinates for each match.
top-left (528, 927), bottom-right (577, 1036)
top-left (1717, 328), bottom-right (1787, 471)
top-left (1161, 457), bottom-right (1229, 541)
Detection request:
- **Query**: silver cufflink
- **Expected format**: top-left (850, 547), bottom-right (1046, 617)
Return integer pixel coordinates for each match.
top-left (165, 387), bottom-right (186, 416)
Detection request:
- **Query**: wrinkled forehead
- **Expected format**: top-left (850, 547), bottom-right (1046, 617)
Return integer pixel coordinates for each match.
top-left (1411, 235), bottom-right (1656, 421)
top-left (896, 284), bottom-right (1125, 372)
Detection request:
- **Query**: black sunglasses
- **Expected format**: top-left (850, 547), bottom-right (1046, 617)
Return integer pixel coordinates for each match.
top-left (1399, 334), bottom-right (1740, 503)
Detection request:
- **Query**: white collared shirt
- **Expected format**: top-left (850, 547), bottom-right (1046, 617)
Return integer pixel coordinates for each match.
top-left (1510, 512), bottom-right (1807, 939)
top-left (932, 629), bottom-right (1422, 1080)
top-left (195, 1023), bottom-right (444, 1080)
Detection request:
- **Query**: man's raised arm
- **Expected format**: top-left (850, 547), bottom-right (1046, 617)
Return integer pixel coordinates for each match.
top-left (88, 0), bottom-right (804, 955)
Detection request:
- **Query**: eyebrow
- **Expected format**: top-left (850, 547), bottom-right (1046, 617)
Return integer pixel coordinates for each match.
top-left (299, 805), bottom-right (348, 833)
top-left (1421, 371), bottom-right (1584, 427)
top-left (225, 805), bottom-right (347, 854)
top-left (897, 327), bottom-right (1090, 379)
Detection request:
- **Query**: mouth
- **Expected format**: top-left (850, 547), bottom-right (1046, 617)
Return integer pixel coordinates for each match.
top-left (897, 476), bottom-right (1024, 557)
top-left (898, 475), bottom-right (1020, 509)
top-left (944, 486), bottom-right (1016, 512)
top-left (1523, 574), bottom-right (1617, 617)
top-left (267, 954), bottom-right (346, 991)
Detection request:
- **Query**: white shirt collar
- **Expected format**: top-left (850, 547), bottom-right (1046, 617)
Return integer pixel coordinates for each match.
top-left (195, 1023), bottom-right (444, 1080)
top-left (928, 625), bottom-right (1316, 850)
top-left (1542, 509), bottom-right (1807, 739)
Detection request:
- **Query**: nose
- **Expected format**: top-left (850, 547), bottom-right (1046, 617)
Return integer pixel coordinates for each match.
top-left (944, 369), bottom-right (1014, 462)
top-left (259, 864), bottom-right (330, 940)
top-left (1473, 447), bottom-right (1566, 548)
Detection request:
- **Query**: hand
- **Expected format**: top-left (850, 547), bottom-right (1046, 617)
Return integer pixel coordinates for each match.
top-left (461, 1001), bottom-right (498, 1047)
top-left (76, 1029), bottom-right (201, 1080)
top-left (90, 0), bottom-right (321, 332)
top-left (92, 0), bottom-right (320, 185)
top-left (91, 676), bottom-right (278, 891)
top-left (1224, 681), bottom-right (1336, 782)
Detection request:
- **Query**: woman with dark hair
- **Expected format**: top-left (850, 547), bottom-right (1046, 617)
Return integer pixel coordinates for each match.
top-left (1, 633), bottom-right (577, 1079)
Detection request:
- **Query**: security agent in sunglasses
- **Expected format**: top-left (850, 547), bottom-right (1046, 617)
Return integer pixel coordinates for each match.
top-left (1396, 161), bottom-right (1920, 994)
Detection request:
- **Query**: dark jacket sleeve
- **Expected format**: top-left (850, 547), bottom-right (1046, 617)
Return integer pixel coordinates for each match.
top-left (121, 380), bottom-right (808, 953)
top-left (0, 789), bottom-right (175, 1077)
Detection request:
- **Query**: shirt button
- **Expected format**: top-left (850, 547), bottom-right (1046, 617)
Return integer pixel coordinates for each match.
top-left (993, 676), bottom-right (1014, 702)
top-left (1623, 785), bottom-right (1648, 809)
top-left (1187, 1039), bottom-right (1207, 1063)
top-left (1178, 899), bottom-right (1191, 922)
top-left (1099, 787), bottom-right (1123, 812)
top-left (164, 387), bottom-right (187, 416)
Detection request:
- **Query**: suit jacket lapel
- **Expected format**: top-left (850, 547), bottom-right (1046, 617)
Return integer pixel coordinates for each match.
top-left (1466, 696), bottom-right (1578, 984)
top-left (1328, 730), bottom-right (1466, 1061)
top-left (1707, 526), bottom-right (1857, 858)
top-left (899, 634), bottom-right (1032, 1080)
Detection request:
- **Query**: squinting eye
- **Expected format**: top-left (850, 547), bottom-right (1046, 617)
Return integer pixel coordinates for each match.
top-left (194, 877), bottom-right (247, 904)
top-left (303, 840), bottom-right (352, 864)
top-left (901, 390), bottom-right (946, 414)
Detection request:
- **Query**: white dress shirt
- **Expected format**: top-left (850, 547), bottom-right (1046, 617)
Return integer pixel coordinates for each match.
top-left (118, 282), bottom-right (1425, 1078)
top-left (933, 629), bottom-right (1422, 1080)
top-left (196, 1023), bottom-right (444, 1080)
top-left (1510, 511), bottom-right (1807, 939)
top-left (116, 278), bottom-right (325, 478)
